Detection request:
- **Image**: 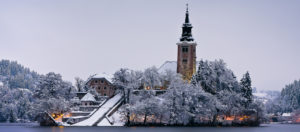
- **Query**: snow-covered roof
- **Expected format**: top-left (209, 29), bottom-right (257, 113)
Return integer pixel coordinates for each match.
top-left (84, 73), bottom-right (113, 87)
top-left (91, 73), bottom-right (113, 83)
top-left (282, 113), bottom-right (291, 117)
top-left (81, 93), bottom-right (96, 102)
top-left (158, 61), bottom-right (177, 73)
top-left (176, 41), bottom-right (197, 45)
top-left (158, 61), bottom-right (200, 73)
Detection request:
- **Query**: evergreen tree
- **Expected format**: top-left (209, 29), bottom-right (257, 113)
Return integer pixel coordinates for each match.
top-left (9, 109), bottom-right (17, 123)
top-left (191, 60), bottom-right (216, 94)
top-left (240, 71), bottom-right (253, 107)
top-left (0, 103), bottom-right (5, 122)
top-left (192, 60), bottom-right (240, 94)
top-left (280, 80), bottom-right (300, 112)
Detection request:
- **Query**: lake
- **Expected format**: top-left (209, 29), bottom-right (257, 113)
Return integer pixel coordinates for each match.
top-left (0, 124), bottom-right (299, 132)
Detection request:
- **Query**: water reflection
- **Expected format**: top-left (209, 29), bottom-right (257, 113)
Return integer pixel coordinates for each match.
top-left (52, 126), bottom-right (64, 132)
top-left (1, 124), bottom-right (300, 132)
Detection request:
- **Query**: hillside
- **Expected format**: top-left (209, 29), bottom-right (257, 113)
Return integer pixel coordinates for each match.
top-left (0, 59), bottom-right (75, 123)
top-left (0, 60), bottom-right (40, 91)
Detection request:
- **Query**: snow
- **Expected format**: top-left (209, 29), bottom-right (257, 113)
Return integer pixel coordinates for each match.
top-left (71, 111), bottom-right (90, 114)
top-left (97, 111), bottom-right (124, 126)
top-left (97, 118), bottom-right (111, 126)
top-left (81, 93), bottom-right (96, 102)
top-left (72, 93), bottom-right (123, 126)
top-left (282, 113), bottom-right (291, 117)
top-left (93, 72), bottom-right (113, 83)
top-left (0, 81), bottom-right (3, 87)
top-left (98, 97), bottom-right (125, 126)
top-left (70, 116), bottom-right (87, 119)
top-left (176, 41), bottom-right (197, 45)
top-left (107, 111), bottom-right (125, 126)
top-left (18, 88), bottom-right (33, 94)
top-left (158, 61), bottom-right (177, 73)
top-left (253, 92), bottom-right (267, 98)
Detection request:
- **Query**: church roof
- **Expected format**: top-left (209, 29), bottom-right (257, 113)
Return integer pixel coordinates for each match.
top-left (158, 61), bottom-right (200, 73)
top-left (158, 61), bottom-right (177, 73)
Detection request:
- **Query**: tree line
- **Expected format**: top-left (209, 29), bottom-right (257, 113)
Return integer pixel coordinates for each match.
top-left (266, 79), bottom-right (300, 114)
top-left (0, 60), bottom-right (76, 123)
top-left (113, 59), bottom-right (264, 126)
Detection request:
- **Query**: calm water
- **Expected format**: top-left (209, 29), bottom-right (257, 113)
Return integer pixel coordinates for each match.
top-left (0, 124), bottom-right (300, 132)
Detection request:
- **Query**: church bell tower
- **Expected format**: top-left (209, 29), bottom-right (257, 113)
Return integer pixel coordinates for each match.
top-left (177, 4), bottom-right (197, 80)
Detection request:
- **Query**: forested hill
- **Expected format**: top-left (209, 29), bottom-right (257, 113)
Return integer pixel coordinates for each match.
top-left (0, 59), bottom-right (75, 123)
top-left (266, 80), bottom-right (300, 114)
top-left (0, 60), bottom-right (41, 90)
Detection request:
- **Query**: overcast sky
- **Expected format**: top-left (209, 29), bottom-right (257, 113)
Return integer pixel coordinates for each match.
top-left (1, 0), bottom-right (300, 91)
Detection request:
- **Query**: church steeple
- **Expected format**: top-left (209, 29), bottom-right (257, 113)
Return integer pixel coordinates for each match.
top-left (177, 4), bottom-right (197, 81)
top-left (185, 4), bottom-right (190, 23)
top-left (180, 4), bottom-right (194, 42)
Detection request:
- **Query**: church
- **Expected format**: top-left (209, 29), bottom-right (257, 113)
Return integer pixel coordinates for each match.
top-left (159, 4), bottom-right (197, 81)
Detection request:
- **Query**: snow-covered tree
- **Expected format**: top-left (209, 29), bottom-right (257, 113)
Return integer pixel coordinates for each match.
top-left (115, 62), bottom-right (263, 126)
top-left (240, 71), bottom-right (253, 107)
top-left (0, 60), bottom-right (40, 91)
top-left (74, 77), bottom-right (85, 92)
top-left (280, 80), bottom-right (300, 112)
top-left (191, 60), bottom-right (240, 95)
top-left (265, 96), bottom-right (282, 114)
top-left (34, 72), bottom-right (76, 114)
top-left (143, 66), bottom-right (161, 89)
top-left (191, 60), bottom-right (216, 94)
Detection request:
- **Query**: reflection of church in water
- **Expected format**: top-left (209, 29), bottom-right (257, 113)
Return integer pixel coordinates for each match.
top-left (159, 4), bottom-right (197, 80)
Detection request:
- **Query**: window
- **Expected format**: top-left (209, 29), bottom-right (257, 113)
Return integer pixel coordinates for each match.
top-left (182, 46), bottom-right (188, 52)
top-left (104, 87), bottom-right (107, 90)
top-left (98, 87), bottom-right (100, 90)
top-left (183, 59), bottom-right (187, 63)
top-left (101, 80), bottom-right (104, 83)
top-left (95, 80), bottom-right (98, 83)
top-left (104, 93), bottom-right (106, 96)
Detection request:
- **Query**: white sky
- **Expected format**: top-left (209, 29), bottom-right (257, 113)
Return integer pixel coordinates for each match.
top-left (1, 0), bottom-right (300, 91)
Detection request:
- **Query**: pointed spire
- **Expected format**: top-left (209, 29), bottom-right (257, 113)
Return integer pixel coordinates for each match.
top-left (186, 3), bottom-right (189, 12)
top-left (180, 3), bottom-right (194, 42)
top-left (185, 3), bottom-right (190, 23)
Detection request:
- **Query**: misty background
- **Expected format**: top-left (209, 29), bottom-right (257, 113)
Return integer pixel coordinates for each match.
top-left (1, 0), bottom-right (300, 91)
